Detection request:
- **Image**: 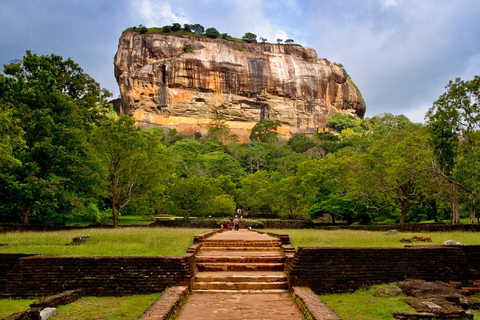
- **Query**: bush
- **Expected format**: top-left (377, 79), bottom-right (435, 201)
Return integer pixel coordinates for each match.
top-left (205, 27), bottom-right (220, 38)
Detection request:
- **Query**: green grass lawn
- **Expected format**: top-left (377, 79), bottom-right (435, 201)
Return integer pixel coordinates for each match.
top-left (266, 229), bottom-right (480, 248)
top-left (0, 298), bottom-right (37, 319)
top-left (0, 294), bottom-right (161, 320)
top-left (320, 284), bottom-right (415, 320)
top-left (0, 227), bottom-right (208, 256)
top-left (51, 294), bottom-right (161, 320)
top-left (320, 285), bottom-right (480, 320)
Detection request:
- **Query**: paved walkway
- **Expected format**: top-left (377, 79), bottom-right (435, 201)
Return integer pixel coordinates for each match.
top-left (176, 229), bottom-right (305, 319)
top-left (176, 292), bottom-right (304, 320)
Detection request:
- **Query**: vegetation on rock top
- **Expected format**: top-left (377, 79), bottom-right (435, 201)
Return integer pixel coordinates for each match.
top-left (124, 23), bottom-right (300, 46)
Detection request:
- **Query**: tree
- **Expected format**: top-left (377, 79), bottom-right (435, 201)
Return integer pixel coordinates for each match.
top-left (260, 37), bottom-right (267, 43)
top-left (285, 39), bottom-right (294, 44)
top-left (190, 24), bottom-right (204, 34)
top-left (90, 116), bottom-right (170, 227)
top-left (168, 176), bottom-right (219, 218)
top-left (237, 170), bottom-right (273, 215)
top-left (205, 27), bottom-right (220, 38)
top-left (183, 24), bottom-right (191, 32)
top-left (0, 51), bottom-right (111, 224)
top-left (353, 124), bottom-right (433, 224)
top-left (162, 25), bottom-right (172, 33)
top-left (207, 114), bottom-right (231, 144)
top-left (327, 113), bottom-right (361, 133)
top-left (0, 104), bottom-right (24, 166)
top-left (171, 23), bottom-right (181, 31)
top-left (242, 32), bottom-right (257, 43)
top-left (249, 119), bottom-right (281, 143)
top-left (426, 76), bottom-right (480, 223)
top-left (277, 39), bottom-right (283, 44)
top-left (287, 134), bottom-right (315, 153)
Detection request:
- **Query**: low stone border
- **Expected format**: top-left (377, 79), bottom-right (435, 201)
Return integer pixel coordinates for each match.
top-left (193, 230), bottom-right (223, 243)
top-left (253, 230), bottom-right (290, 244)
top-left (30, 290), bottom-right (82, 308)
top-left (291, 286), bottom-right (342, 320)
top-left (3, 290), bottom-right (81, 320)
top-left (138, 286), bottom-right (189, 320)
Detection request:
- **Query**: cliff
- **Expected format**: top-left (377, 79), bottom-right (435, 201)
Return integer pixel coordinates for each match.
top-left (114, 31), bottom-right (366, 141)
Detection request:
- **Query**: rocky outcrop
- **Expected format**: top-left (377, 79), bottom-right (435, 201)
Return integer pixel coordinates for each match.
top-left (114, 31), bottom-right (366, 141)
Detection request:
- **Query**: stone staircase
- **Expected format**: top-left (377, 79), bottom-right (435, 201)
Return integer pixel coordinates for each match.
top-left (192, 231), bottom-right (288, 293)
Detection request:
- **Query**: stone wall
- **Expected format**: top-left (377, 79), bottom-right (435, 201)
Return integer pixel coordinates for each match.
top-left (314, 223), bottom-right (480, 232)
top-left (0, 253), bottom-right (196, 297)
top-left (151, 219), bottom-right (313, 229)
top-left (288, 246), bottom-right (480, 295)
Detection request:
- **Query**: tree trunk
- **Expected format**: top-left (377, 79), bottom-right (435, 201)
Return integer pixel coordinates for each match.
top-left (452, 183), bottom-right (460, 223)
top-left (470, 199), bottom-right (476, 225)
top-left (430, 200), bottom-right (438, 222)
top-left (111, 197), bottom-right (118, 228)
top-left (21, 201), bottom-right (33, 225)
top-left (400, 199), bottom-right (407, 225)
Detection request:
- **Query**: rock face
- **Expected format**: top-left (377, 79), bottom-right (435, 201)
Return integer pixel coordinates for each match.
top-left (114, 31), bottom-right (366, 141)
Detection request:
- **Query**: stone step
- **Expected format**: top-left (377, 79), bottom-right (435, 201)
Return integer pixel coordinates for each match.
top-left (195, 271), bottom-right (287, 283)
top-left (198, 251), bottom-right (283, 258)
top-left (200, 246), bottom-right (281, 251)
top-left (191, 289), bottom-right (289, 294)
top-left (196, 256), bottom-right (285, 264)
top-left (193, 281), bottom-right (288, 291)
top-left (196, 262), bottom-right (285, 272)
top-left (202, 241), bottom-right (281, 247)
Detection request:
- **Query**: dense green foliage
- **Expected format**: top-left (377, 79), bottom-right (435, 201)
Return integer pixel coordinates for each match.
top-left (0, 51), bottom-right (111, 225)
top-left (0, 52), bottom-right (478, 226)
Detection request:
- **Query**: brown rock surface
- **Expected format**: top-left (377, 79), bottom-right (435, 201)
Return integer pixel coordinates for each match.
top-left (114, 31), bottom-right (366, 141)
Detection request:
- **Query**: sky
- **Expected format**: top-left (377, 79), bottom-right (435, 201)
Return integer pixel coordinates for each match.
top-left (1, 0), bottom-right (479, 123)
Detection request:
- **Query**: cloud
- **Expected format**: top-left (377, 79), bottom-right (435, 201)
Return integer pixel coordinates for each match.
top-left (135, 0), bottom-right (188, 27)
top-left (299, 0), bottom-right (480, 122)
top-left (1, 0), bottom-right (479, 123)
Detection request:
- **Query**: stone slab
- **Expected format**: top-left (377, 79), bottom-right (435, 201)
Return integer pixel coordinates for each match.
top-left (176, 292), bottom-right (304, 320)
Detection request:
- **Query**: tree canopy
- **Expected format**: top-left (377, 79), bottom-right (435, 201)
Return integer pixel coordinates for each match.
top-left (0, 53), bottom-right (478, 227)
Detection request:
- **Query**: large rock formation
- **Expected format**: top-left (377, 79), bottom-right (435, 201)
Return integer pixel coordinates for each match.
top-left (114, 31), bottom-right (366, 141)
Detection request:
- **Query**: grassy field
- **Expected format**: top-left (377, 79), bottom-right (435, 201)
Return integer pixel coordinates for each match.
top-left (320, 285), bottom-right (480, 320)
top-left (0, 294), bottom-right (161, 319)
top-left (51, 294), bottom-right (161, 319)
top-left (0, 227), bottom-right (208, 256)
top-left (0, 298), bottom-right (37, 319)
top-left (266, 228), bottom-right (480, 248)
top-left (320, 284), bottom-right (415, 320)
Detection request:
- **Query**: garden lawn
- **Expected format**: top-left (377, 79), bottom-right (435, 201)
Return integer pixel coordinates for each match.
top-left (0, 227), bottom-right (208, 256)
top-left (0, 298), bottom-right (37, 319)
top-left (50, 294), bottom-right (161, 320)
top-left (267, 229), bottom-right (480, 248)
top-left (320, 285), bottom-right (480, 320)
top-left (320, 284), bottom-right (415, 320)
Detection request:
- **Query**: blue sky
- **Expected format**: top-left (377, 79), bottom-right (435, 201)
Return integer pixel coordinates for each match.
top-left (1, 0), bottom-right (479, 122)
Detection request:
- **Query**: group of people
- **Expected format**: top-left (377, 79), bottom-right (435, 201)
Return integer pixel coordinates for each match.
top-left (223, 208), bottom-right (247, 231)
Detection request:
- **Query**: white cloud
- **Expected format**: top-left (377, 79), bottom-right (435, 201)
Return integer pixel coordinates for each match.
top-left (382, 0), bottom-right (398, 7)
top-left (136, 1), bottom-right (188, 27)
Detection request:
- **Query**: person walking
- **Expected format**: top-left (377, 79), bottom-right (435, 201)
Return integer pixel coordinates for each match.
top-left (233, 217), bottom-right (240, 231)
